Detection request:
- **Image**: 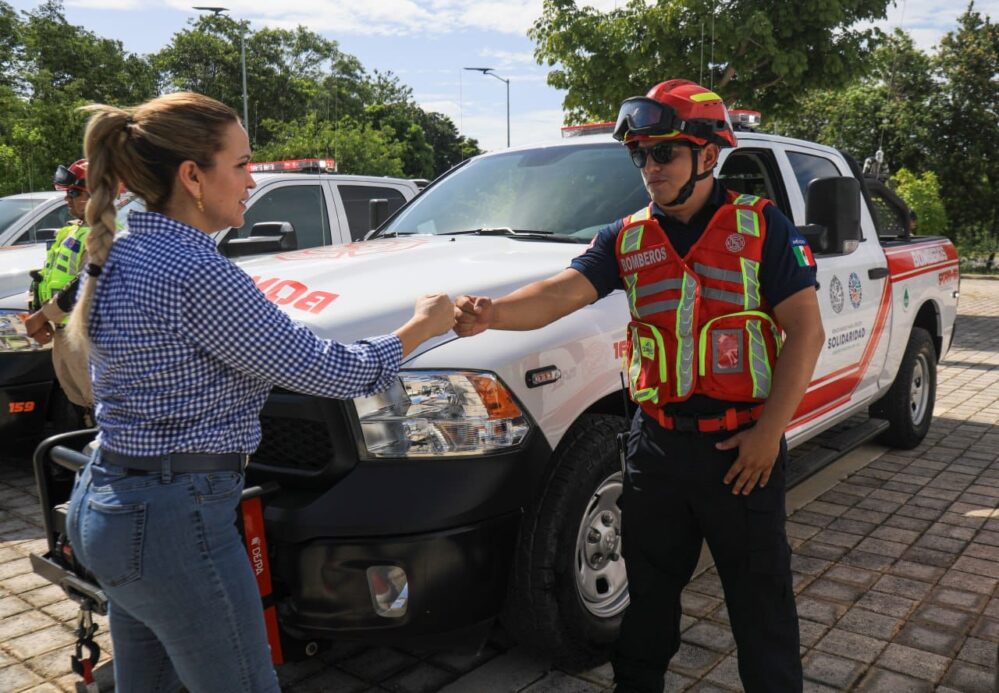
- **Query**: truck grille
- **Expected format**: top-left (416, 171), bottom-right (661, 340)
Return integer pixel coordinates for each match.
top-left (254, 416), bottom-right (335, 473)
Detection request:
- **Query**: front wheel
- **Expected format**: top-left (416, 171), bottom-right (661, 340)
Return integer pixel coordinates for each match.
top-left (870, 327), bottom-right (936, 449)
top-left (503, 414), bottom-right (630, 670)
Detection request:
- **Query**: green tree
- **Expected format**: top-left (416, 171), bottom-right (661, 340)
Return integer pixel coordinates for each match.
top-left (0, 1), bottom-right (21, 90)
top-left (530, 0), bottom-right (891, 123)
top-left (415, 110), bottom-right (481, 176)
top-left (155, 16), bottom-right (390, 146)
top-left (365, 103), bottom-right (434, 178)
top-left (930, 3), bottom-right (998, 245)
top-left (891, 168), bottom-right (948, 236)
top-left (0, 0), bottom-right (156, 194)
top-left (251, 113), bottom-right (406, 177)
top-left (20, 1), bottom-right (157, 104)
top-left (772, 30), bottom-right (936, 172)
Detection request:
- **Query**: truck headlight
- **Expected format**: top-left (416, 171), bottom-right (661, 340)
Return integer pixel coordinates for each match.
top-left (0, 309), bottom-right (50, 353)
top-left (354, 371), bottom-right (531, 458)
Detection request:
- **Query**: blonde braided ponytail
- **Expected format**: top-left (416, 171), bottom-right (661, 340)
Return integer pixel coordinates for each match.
top-left (67, 106), bottom-right (131, 351)
top-left (67, 93), bottom-right (239, 352)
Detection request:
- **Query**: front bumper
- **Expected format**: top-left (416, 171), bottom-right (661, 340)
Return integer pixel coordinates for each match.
top-left (0, 350), bottom-right (55, 437)
top-left (260, 425), bottom-right (553, 645)
top-left (276, 512), bottom-right (520, 644)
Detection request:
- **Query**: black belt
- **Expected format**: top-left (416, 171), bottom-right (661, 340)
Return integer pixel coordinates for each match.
top-left (100, 449), bottom-right (248, 475)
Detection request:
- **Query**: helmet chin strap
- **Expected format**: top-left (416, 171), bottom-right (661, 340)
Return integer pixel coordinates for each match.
top-left (663, 146), bottom-right (711, 207)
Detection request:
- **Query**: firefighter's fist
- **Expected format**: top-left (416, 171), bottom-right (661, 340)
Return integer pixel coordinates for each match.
top-left (454, 295), bottom-right (493, 337)
top-left (414, 293), bottom-right (455, 336)
top-left (24, 311), bottom-right (53, 345)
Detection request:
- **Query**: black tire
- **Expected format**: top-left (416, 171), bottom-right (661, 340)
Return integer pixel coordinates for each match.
top-left (502, 413), bottom-right (630, 671)
top-left (870, 327), bottom-right (936, 449)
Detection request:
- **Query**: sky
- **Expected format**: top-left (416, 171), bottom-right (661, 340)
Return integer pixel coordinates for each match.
top-left (9, 0), bottom-right (999, 152)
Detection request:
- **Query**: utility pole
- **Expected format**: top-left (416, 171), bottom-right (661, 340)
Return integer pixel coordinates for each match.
top-left (463, 67), bottom-right (510, 148)
top-left (193, 6), bottom-right (249, 131)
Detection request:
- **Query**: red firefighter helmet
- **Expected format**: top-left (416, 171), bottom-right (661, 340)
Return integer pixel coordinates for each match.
top-left (53, 159), bottom-right (88, 192)
top-left (613, 79), bottom-right (737, 148)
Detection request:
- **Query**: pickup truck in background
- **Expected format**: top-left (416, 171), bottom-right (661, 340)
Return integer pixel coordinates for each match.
top-left (0, 163), bottom-right (422, 439)
top-left (31, 125), bottom-right (959, 669)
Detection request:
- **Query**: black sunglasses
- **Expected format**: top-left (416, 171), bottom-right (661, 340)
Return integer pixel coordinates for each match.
top-left (65, 189), bottom-right (87, 199)
top-left (629, 142), bottom-right (696, 169)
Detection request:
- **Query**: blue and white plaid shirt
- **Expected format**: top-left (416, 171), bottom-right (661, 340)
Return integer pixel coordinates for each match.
top-left (89, 211), bottom-right (402, 455)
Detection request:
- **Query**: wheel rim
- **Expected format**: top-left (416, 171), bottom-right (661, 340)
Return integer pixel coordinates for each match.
top-left (573, 471), bottom-right (629, 618)
top-left (910, 353), bottom-right (930, 425)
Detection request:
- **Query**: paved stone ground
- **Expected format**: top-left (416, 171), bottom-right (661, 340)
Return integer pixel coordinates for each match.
top-left (1, 278), bottom-right (998, 692)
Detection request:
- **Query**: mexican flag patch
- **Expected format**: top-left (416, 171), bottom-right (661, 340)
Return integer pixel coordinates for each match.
top-left (793, 243), bottom-right (815, 267)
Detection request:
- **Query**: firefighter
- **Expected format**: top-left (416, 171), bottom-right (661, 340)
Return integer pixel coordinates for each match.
top-left (24, 159), bottom-right (94, 417)
top-left (454, 80), bottom-right (825, 692)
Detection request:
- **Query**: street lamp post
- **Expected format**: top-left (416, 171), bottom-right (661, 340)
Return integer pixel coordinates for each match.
top-left (193, 6), bottom-right (249, 131)
top-left (464, 67), bottom-right (510, 148)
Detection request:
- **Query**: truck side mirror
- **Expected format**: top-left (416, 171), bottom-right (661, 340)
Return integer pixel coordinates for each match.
top-left (805, 177), bottom-right (862, 255)
top-left (221, 222), bottom-right (298, 257)
top-left (35, 228), bottom-right (59, 247)
top-left (369, 199), bottom-right (389, 232)
top-left (249, 221), bottom-right (298, 251)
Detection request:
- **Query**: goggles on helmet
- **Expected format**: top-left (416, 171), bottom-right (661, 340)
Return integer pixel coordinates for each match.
top-left (53, 164), bottom-right (85, 191)
top-left (613, 96), bottom-right (729, 145)
top-left (613, 97), bottom-right (683, 142)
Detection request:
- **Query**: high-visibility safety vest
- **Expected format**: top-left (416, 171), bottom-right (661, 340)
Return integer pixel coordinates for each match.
top-left (35, 220), bottom-right (89, 320)
top-left (615, 192), bottom-right (783, 418)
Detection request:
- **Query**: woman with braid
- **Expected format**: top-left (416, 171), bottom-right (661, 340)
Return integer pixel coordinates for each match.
top-left (64, 92), bottom-right (455, 693)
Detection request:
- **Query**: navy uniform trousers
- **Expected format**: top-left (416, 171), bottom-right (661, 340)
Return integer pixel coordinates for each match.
top-left (611, 410), bottom-right (803, 693)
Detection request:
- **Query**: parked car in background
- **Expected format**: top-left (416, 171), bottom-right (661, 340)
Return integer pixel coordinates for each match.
top-left (0, 191), bottom-right (74, 247)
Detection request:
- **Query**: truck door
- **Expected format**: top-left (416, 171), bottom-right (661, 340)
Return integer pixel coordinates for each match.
top-left (332, 184), bottom-right (410, 242)
top-left (238, 181), bottom-right (334, 250)
top-left (778, 146), bottom-right (891, 434)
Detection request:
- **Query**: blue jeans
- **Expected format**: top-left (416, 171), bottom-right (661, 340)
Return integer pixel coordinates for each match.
top-left (66, 452), bottom-right (280, 693)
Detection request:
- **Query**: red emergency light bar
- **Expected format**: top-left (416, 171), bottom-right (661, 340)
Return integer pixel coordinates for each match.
top-left (560, 122), bottom-right (615, 138)
top-left (249, 158), bottom-right (335, 173)
top-left (729, 110), bottom-right (762, 131)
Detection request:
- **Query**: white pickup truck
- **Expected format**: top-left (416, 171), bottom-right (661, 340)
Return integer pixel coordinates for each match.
top-left (31, 128), bottom-right (959, 668)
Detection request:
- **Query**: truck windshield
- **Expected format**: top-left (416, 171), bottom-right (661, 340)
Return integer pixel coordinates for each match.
top-left (0, 197), bottom-right (45, 235)
top-left (378, 142), bottom-right (649, 241)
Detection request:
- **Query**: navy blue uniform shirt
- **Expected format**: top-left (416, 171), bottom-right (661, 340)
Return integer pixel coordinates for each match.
top-left (570, 180), bottom-right (817, 416)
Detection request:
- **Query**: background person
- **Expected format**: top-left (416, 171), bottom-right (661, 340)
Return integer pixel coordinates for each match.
top-left (24, 159), bottom-right (93, 420)
top-left (454, 80), bottom-right (824, 693)
top-left (63, 91), bottom-right (454, 693)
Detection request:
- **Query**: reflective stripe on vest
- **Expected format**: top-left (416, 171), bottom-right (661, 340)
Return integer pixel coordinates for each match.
top-left (620, 206), bottom-right (653, 313)
top-left (629, 324), bottom-right (666, 404)
top-left (701, 287), bottom-right (744, 306)
top-left (736, 208), bottom-right (760, 237)
top-left (635, 299), bottom-right (679, 318)
top-left (733, 194), bottom-right (761, 207)
top-left (746, 319), bottom-right (772, 398)
top-left (636, 278), bottom-right (684, 298)
top-left (741, 258), bottom-right (761, 310)
top-left (675, 271), bottom-right (696, 398)
top-left (620, 213), bottom-right (647, 316)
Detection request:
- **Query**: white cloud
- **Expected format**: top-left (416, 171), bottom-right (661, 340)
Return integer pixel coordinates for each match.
top-left (64, 0), bottom-right (999, 44)
top-left (865, 0), bottom-right (999, 51)
top-left (478, 48), bottom-right (537, 68)
top-left (458, 107), bottom-right (564, 151)
top-left (66, 0), bottom-right (142, 8)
